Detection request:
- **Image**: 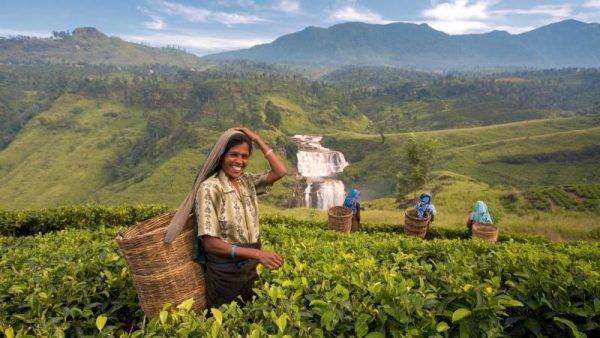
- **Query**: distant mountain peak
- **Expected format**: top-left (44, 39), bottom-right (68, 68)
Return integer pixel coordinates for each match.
top-left (554, 19), bottom-right (586, 26)
top-left (523, 19), bottom-right (592, 34)
top-left (72, 27), bottom-right (107, 39)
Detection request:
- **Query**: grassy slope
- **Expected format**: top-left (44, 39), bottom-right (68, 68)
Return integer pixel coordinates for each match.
top-left (327, 116), bottom-right (600, 198)
top-left (264, 95), bottom-right (367, 134)
top-left (0, 95), bottom-right (146, 208)
top-left (0, 94), bottom-right (299, 208)
top-left (261, 171), bottom-right (600, 242)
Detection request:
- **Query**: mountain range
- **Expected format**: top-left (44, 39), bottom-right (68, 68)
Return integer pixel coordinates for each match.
top-left (2, 20), bottom-right (599, 70)
top-left (205, 19), bottom-right (600, 70)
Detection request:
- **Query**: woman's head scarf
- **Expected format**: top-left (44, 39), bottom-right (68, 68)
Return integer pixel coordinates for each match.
top-left (415, 192), bottom-right (432, 218)
top-left (343, 189), bottom-right (360, 213)
top-left (471, 200), bottom-right (493, 224)
top-left (164, 128), bottom-right (244, 243)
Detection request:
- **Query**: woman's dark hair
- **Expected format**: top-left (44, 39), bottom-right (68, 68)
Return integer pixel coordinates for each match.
top-left (224, 133), bottom-right (253, 154)
top-left (217, 133), bottom-right (253, 169)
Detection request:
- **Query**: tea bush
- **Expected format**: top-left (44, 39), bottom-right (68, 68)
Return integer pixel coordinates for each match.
top-left (1, 217), bottom-right (598, 337)
top-left (1, 206), bottom-right (540, 242)
top-left (0, 204), bottom-right (169, 236)
top-left (524, 184), bottom-right (600, 213)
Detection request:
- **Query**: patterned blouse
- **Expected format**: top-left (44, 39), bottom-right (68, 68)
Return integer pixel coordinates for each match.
top-left (195, 170), bottom-right (272, 244)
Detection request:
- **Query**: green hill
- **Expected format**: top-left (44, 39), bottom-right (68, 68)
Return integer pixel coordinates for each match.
top-left (326, 116), bottom-right (600, 198)
top-left (0, 64), bottom-right (599, 217)
top-left (0, 27), bottom-right (202, 67)
top-left (1, 90), bottom-right (598, 211)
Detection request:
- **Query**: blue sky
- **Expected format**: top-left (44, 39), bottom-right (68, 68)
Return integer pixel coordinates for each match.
top-left (1, 0), bottom-right (600, 55)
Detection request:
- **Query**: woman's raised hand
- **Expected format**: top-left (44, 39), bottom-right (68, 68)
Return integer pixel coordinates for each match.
top-left (234, 127), bottom-right (261, 143)
top-left (256, 250), bottom-right (284, 270)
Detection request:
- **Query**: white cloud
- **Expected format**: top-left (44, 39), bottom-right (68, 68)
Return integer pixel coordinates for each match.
top-left (0, 28), bottom-right (51, 38)
top-left (216, 0), bottom-right (257, 7)
top-left (573, 10), bottom-right (600, 22)
top-left (583, 0), bottom-right (600, 9)
top-left (330, 6), bottom-right (393, 24)
top-left (274, 0), bottom-right (300, 13)
top-left (422, 0), bottom-right (497, 21)
top-left (426, 20), bottom-right (491, 34)
top-left (492, 25), bottom-right (536, 34)
top-left (159, 0), bottom-right (265, 25)
top-left (144, 15), bottom-right (166, 30)
top-left (420, 0), bottom-right (497, 34)
top-left (214, 12), bottom-right (265, 25)
top-left (420, 1), bottom-right (578, 35)
top-left (123, 32), bottom-right (272, 54)
top-left (493, 4), bottom-right (573, 18)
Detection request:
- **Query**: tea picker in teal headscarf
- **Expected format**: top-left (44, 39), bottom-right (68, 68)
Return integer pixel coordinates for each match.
top-left (343, 189), bottom-right (361, 231)
top-left (466, 200), bottom-right (493, 234)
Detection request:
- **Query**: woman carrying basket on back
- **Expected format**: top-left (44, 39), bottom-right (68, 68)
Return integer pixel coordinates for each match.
top-left (415, 192), bottom-right (436, 224)
top-left (343, 189), bottom-right (361, 231)
top-left (466, 200), bottom-right (493, 236)
top-left (165, 127), bottom-right (287, 309)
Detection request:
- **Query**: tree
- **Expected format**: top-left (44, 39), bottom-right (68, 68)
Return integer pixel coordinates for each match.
top-left (368, 112), bottom-right (401, 144)
top-left (367, 120), bottom-right (386, 144)
top-left (52, 30), bottom-right (70, 39)
top-left (396, 134), bottom-right (436, 201)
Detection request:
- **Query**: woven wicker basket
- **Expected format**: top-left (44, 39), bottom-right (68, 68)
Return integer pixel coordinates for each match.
top-left (116, 211), bottom-right (207, 317)
top-left (328, 206), bottom-right (352, 233)
top-left (472, 223), bottom-right (498, 243)
top-left (404, 209), bottom-right (430, 238)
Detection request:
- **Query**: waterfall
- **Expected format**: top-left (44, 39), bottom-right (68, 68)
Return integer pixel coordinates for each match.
top-left (292, 135), bottom-right (348, 210)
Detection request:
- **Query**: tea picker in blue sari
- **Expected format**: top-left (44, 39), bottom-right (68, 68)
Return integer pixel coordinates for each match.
top-left (343, 189), bottom-right (361, 231)
top-left (466, 200), bottom-right (493, 235)
top-left (415, 192), bottom-right (436, 223)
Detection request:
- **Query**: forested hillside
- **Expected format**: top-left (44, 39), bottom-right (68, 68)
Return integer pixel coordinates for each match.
top-left (325, 66), bottom-right (600, 132)
top-left (0, 27), bottom-right (201, 67)
top-left (1, 62), bottom-right (600, 208)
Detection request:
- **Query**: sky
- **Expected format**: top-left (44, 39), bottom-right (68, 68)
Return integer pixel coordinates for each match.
top-left (1, 0), bottom-right (600, 55)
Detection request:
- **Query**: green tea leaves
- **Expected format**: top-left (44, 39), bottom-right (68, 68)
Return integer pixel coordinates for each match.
top-left (211, 308), bottom-right (223, 325)
top-left (177, 298), bottom-right (194, 312)
top-left (436, 321), bottom-right (450, 332)
top-left (275, 314), bottom-right (288, 333)
top-left (452, 308), bottom-right (472, 323)
top-left (553, 317), bottom-right (586, 338)
top-left (95, 314), bottom-right (107, 331)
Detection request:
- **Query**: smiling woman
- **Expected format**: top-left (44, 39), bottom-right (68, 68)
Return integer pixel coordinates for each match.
top-left (171, 127), bottom-right (287, 308)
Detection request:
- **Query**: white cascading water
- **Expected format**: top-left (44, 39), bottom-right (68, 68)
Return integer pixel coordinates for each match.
top-left (292, 135), bottom-right (349, 210)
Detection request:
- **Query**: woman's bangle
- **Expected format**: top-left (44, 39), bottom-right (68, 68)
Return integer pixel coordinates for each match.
top-left (264, 148), bottom-right (274, 157)
top-left (230, 245), bottom-right (237, 259)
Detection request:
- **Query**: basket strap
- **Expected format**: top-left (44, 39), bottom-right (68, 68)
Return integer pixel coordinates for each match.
top-left (164, 193), bottom-right (194, 243)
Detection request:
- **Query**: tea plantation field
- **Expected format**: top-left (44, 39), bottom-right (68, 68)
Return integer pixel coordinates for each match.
top-left (1, 206), bottom-right (599, 337)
